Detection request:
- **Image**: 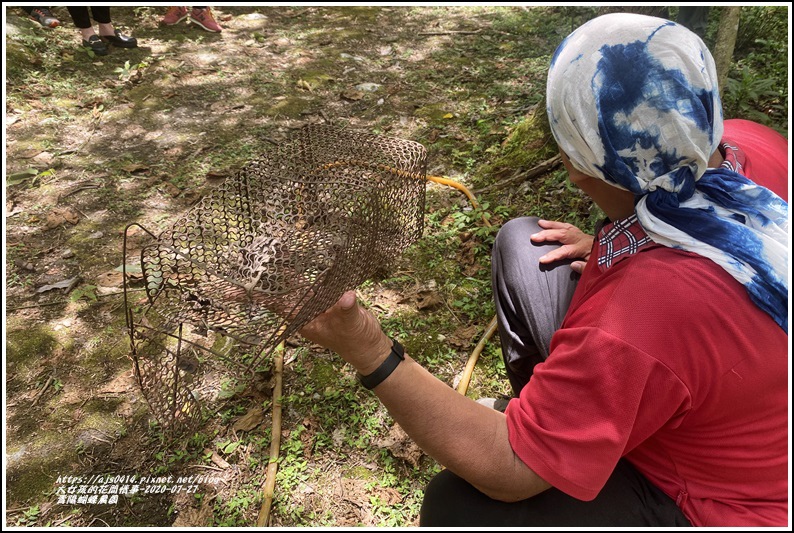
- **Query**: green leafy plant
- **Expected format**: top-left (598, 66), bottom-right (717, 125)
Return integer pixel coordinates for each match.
top-left (15, 505), bottom-right (40, 526)
top-left (69, 284), bottom-right (98, 303)
top-left (114, 59), bottom-right (150, 82)
top-left (723, 66), bottom-right (780, 125)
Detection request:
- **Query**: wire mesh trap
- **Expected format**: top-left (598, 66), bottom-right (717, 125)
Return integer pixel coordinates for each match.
top-left (123, 124), bottom-right (427, 433)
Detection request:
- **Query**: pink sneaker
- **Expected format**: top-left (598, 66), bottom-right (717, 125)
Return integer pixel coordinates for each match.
top-left (189, 7), bottom-right (222, 33)
top-left (161, 6), bottom-right (188, 25)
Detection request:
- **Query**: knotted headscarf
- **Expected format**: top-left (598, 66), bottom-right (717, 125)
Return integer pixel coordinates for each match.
top-left (546, 13), bottom-right (789, 330)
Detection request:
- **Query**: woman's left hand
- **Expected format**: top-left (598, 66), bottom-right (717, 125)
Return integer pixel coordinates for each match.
top-left (530, 219), bottom-right (593, 273)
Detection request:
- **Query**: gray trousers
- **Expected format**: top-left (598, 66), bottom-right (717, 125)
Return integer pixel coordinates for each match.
top-left (491, 217), bottom-right (580, 396)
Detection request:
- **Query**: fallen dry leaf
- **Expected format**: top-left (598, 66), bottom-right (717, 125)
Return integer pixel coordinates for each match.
top-left (96, 270), bottom-right (125, 288)
top-left (415, 290), bottom-right (443, 310)
top-left (232, 406), bottom-right (265, 432)
top-left (205, 171), bottom-right (230, 181)
top-left (121, 162), bottom-right (150, 174)
top-left (341, 89), bottom-right (364, 101)
top-left (36, 276), bottom-right (80, 294)
top-left (296, 79), bottom-right (313, 92)
top-left (172, 492), bottom-right (215, 527)
top-left (449, 324), bottom-right (480, 348)
top-left (204, 448), bottom-right (230, 469)
top-left (375, 486), bottom-right (402, 505)
top-left (375, 423), bottom-right (423, 467)
top-left (17, 149), bottom-right (43, 159)
top-left (164, 183), bottom-right (182, 197)
top-left (43, 206), bottom-right (80, 229)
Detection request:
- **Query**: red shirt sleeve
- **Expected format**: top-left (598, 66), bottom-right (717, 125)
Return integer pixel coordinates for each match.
top-left (505, 327), bottom-right (691, 501)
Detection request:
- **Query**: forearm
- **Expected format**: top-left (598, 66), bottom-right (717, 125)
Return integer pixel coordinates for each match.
top-left (298, 292), bottom-right (550, 500)
top-left (370, 353), bottom-right (550, 501)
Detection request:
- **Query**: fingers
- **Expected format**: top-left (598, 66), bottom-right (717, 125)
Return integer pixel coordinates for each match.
top-left (536, 219), bottom-right (572, 230)
top-left (530, 219), bottom-right (577, 244)
top-left (570, 260), bottom-right (587, 274)
top-left (337, 290), bottom-right (358, 311)
top-left (301, 290), bottom-right (358, 338)
top-left (538, 245), bottom-right (576, 264)
top-left (531, 228), bottom-right (570, 244)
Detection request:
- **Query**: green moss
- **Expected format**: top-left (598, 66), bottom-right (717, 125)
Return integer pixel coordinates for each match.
top-left (77, 407), bottom-right (126, 436)
top-left (6, 325), bottom-right (58, 367)
top-left (127, 84), bottom-right (165, 110)
top-left (336, 6), bottom-right (380, 22)
top-left (344, 465), bottom-right (376, 481)
top-left (481, 102), bottom-right (556, 179)
top-left (263, 97), bottom-right (311, 118)
top-left (293, 68), bottom-right (335, 91)
top-left (7, 458), bottom-right (62, 505)
top-left (309, 358), bottom-right (338, 389)
top-left (413, 104), bottom-right (452, 123)
top-left (6, 432), bottom-right (80, 504)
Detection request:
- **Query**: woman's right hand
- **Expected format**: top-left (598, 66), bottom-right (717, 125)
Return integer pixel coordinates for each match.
top-left (299, 290), bottom-right (394, 377)
top-left (530, 219), bottom-right (594, 274)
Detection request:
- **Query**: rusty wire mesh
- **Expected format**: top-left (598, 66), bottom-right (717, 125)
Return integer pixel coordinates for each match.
top-left (123, 124), bottom-right (427, 433)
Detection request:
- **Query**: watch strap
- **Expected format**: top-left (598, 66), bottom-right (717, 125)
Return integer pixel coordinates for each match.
top-left (357, 338), bottom-right (405, 390)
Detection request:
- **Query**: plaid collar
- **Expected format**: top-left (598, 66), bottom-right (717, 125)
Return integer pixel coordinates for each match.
top-left (719, 139), bottom-right (745, 175)
top-left (595, 214), bottom-right (654, 271)
top-left (594, 141), bottom-right (745, 271)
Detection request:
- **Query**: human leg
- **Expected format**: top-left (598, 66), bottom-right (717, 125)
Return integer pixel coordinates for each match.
top-left (66, 7), bottom-right (92, 29)
top-left (491, 216), bottom-right (580, 395)
top-left (90, 7), bottom-right (138, 48)
top-left (88, 6), bottom-right (111, 24)
top-left (677, 7), bottom-right (709, 37)
top-left (67, 7), bottom-right (108, 56)
top-left (420, 459), bottom-right (691, 527)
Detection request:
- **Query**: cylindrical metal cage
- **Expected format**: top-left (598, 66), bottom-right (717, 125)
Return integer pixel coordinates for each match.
top-left (123, 125), bottom-right (427, 433)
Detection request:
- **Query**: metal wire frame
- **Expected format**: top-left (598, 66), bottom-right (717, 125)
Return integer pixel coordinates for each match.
top-left (122, 124), bottom-right (427, 433)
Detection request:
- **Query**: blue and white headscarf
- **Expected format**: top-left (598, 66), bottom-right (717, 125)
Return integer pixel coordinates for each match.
top-left (546, 13), bottom-right (789, 331)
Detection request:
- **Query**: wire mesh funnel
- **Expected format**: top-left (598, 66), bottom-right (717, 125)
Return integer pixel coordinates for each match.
top-left (123, 124), bottom-right (427, 433)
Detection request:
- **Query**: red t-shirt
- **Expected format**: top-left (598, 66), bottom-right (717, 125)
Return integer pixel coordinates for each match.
top-left (722, 118), bottom-right (789, 201)
top-left (505, 122), bottom-right (789, 526)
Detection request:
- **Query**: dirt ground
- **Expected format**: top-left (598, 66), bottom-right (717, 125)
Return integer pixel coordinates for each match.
top-left (5, 5), bottom-right (581, 527)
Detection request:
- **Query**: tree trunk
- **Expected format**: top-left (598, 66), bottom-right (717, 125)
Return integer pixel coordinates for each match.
top-left (713, 7), bottom-right (742, 95)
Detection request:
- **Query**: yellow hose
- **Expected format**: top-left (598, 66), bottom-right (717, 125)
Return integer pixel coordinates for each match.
top-left (456, 315), bottom-right (498, 396)
top-left (426, 175), bottom-right (497, 396)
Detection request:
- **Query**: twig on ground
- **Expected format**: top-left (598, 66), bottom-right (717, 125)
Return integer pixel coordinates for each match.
top-left (59, 182), bottom-right (101, 200)
top-left (419, 29), bottom-right (481, 36)
top-left (284, 8), bottom-right (313, 18)
top-left (188, 464), bottom-right (225, 472)
top-left (473, 154), bottom-right (562, 195)
top-left (256, 341), bottom-right (285, 527)
top-left (31, 374), bottom-right (54, 406)
top-left (7, 288), bottom-right (146, 312)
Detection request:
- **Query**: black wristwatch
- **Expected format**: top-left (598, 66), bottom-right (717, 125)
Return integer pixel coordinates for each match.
top-left (357, 338), bottom-right (405, 390)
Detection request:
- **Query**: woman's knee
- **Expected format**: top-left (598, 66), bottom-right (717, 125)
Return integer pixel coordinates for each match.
top-left (493, 217), bottom-right (540, 272)
top-left (493, 216), bottom-right (543, 256)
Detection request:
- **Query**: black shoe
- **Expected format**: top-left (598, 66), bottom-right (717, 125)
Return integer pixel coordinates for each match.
top-left (82, 35), bottom-right (108, 56)
top-left (100, 30), bottom-right (138, 48)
